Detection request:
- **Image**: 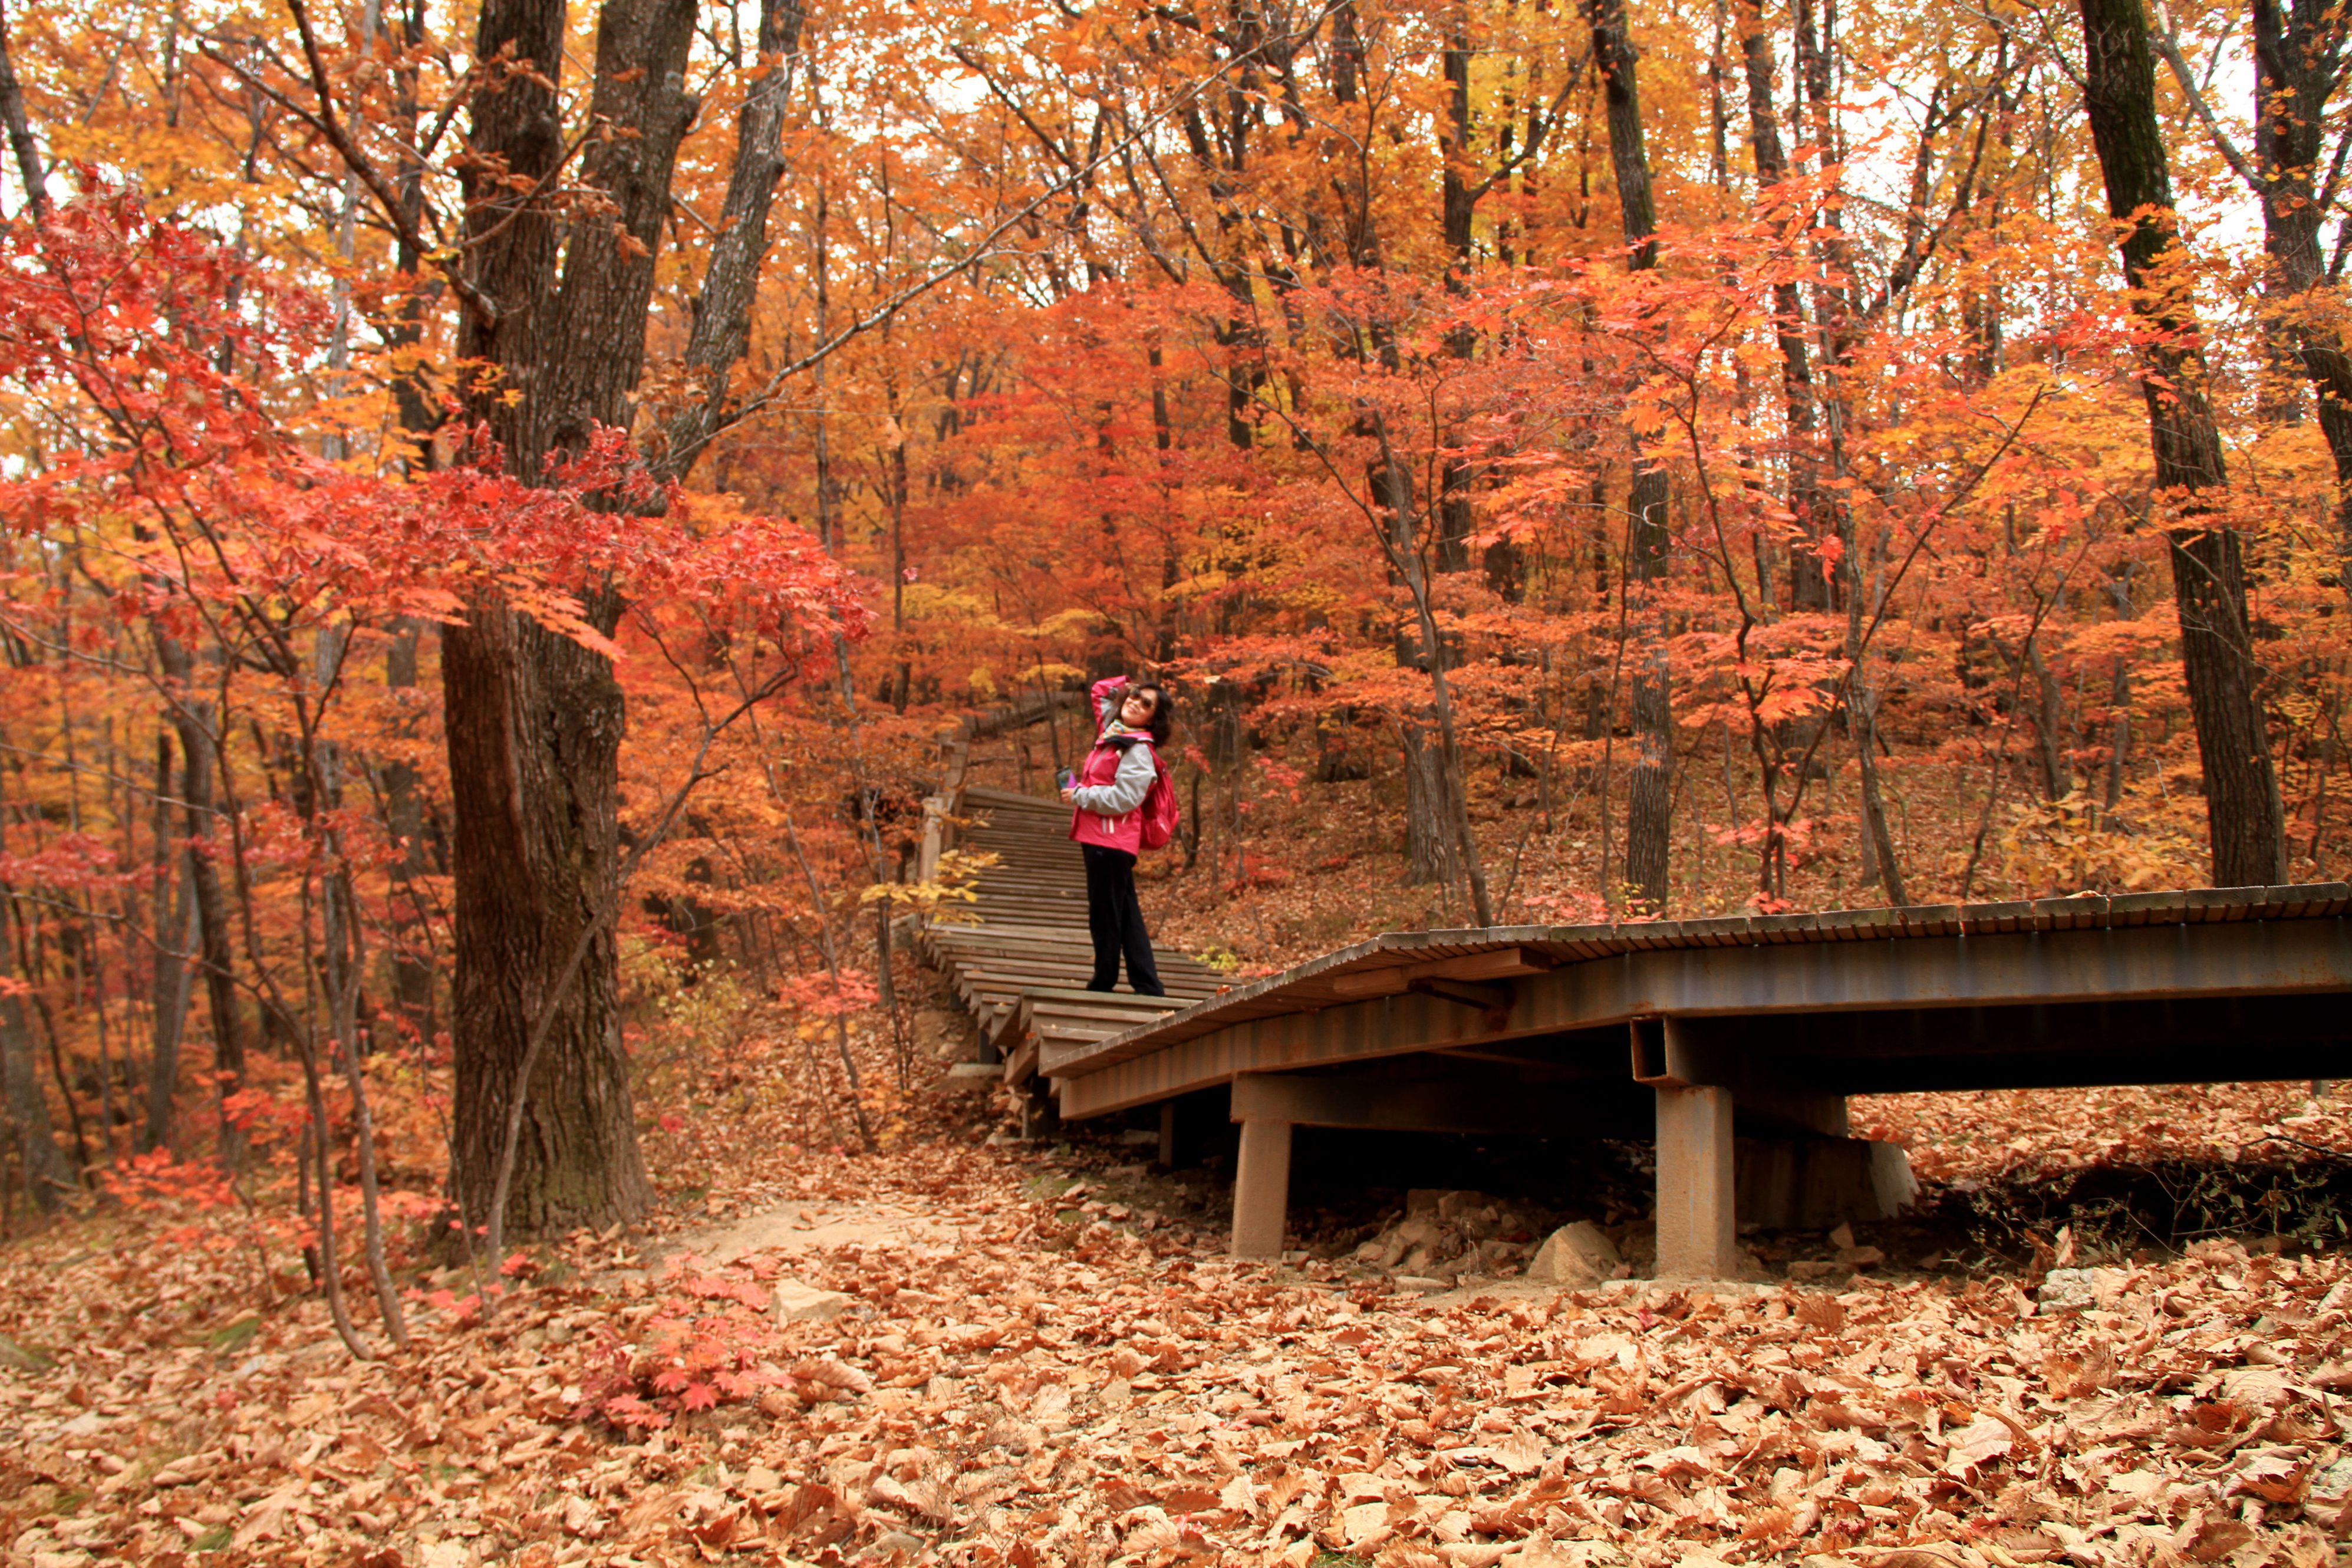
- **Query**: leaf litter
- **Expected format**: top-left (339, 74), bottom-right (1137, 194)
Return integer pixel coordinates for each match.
top-left (5, 1080), bottom-right (2352, 1568)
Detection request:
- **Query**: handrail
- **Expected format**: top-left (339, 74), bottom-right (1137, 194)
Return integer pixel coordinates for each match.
top-left (917, 690), bottom-right (1084, 883)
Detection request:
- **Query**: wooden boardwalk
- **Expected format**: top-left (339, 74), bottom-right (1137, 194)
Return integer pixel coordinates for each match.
top-left (914, 785), bottom-right (1226, 1089)
top-left (1037, 884), bottom-right (2352, 1273)
top-left (910, 707), bottom-right (2352, 1281)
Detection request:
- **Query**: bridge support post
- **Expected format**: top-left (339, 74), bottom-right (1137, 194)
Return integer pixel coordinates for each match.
top-left (1654, 1084), bottom-right (1737, 1279)
top-left (1230, 1108), bottom-right (1293, 1259)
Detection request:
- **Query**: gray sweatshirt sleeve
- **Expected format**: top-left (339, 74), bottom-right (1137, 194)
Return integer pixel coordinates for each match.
top-left (1071, 743), bottom-right (1157, 817)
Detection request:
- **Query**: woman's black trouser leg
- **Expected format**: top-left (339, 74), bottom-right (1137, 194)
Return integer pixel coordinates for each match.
top-left (1083, 844), bottom-right (1124, 990)
top-left (1082, 845), bottom-right (1164, 994)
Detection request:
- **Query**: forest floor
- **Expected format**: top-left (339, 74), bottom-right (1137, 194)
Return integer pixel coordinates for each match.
top-left (7, 1069), bottom-right (2352, 1568)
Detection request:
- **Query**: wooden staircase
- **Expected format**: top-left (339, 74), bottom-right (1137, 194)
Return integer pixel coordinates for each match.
top-left (914, 785), bottom-right (1224, 1088)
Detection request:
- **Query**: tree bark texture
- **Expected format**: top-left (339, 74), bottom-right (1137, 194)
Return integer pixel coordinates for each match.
top-left (2076, 0), bottom-right (2286, 886)
top-left (380, 622), bottom-right (436, 1035)
top-left (655, 0), bottom-right (806, 480)
top-left (443, 0), bottom-right (707, 1237)
top-left (155, 635), bottom-right (246, 1142)
top-left (1436, 9), bottom-right (1478, 576)
top-left (0, 892), bottom-right (73, 1208)
top-left (1735, 0), bottom-right (1827, 613)
top-left (444, 605), bottom-right (649, 1234)
top-left (1587, 0), bottom-right (1673, 909)
top-left (2251, 0), bottom-right (2352, 614)
top-left (1402, 724), bottom-right (1465, 888)
top-left (0, 0), bottom-right (45, 219)
top-left (142, 855), bottom-right (196, 1154)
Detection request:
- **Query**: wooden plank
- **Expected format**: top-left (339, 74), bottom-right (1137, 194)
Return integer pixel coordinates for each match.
top-left (967, 970), bottom-right (1222, 994)
top-left (958, 950), bottom-right (1215, 970)
top-left (1027, 1002), bottom-right (1166, 1026)
top-left (1003, 1037), bottom-right (1039, 1085)
top-left (1325, 946), bottom-right (1553, 999)
top-left (1230, 1069), bottom-right (1649, 1137)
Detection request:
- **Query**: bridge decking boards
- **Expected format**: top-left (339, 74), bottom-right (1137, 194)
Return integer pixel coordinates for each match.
top-left (915, 783), bottom-right (1225, 1088)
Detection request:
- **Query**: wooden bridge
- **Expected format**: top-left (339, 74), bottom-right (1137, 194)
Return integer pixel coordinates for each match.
top-left (1035, 884), bottom-right (2352, 1276)
top-left (914, 740), bottom-right (2352, 1279)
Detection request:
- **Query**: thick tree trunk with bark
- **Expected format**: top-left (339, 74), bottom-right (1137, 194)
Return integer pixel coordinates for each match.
top-left (443, 0), bottom-right (709, 1238)
top-left (2076, 0), bottom-right (2286, 886)
top-left (444, 607), bottom-right (647, 1234)
top-left (1587, 0), bottom-right (1673, 910)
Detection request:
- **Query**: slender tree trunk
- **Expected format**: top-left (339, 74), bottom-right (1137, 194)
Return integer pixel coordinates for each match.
top-left (2104, 563), bottom-right (2136, 815)
top-left (655, 0), bottom-right (806, 479)
top-left (0, 0), bottom-right (45, 220)
top-left (1402, 724), bottom-right (1464, 889)
top-left (308, 625), bottom-right (408, 1346)
top-left (2076, 0), bottom-right (2287, 885)
top-left (380, 622), bottom-right (434, 1039)
top-left (0, 890), bottom-right (72, 1210)
top-left (2248, 0), bottom-right (2352, 616)
top-left (1375, 435), bottom-right (1487, 915)
top-left (156, 635), bottom-right (246, 1157)
top-left (1851, 690), bottom-right (1906, 902)
top-left (1437, 4), bottom-right (1479, 577)
top-left (1586, 0), bottom-right (1673, 910)
top-left (143, 855), bottom-right (196, 1154)
top-left (2027, 635), bottom-right (2071, 801)
top-left (1736, 0), bottom-right (1827, 614)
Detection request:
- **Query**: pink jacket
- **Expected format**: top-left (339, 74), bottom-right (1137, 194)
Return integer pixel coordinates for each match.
top-left (1068, 678), bottom-right (1158, 855)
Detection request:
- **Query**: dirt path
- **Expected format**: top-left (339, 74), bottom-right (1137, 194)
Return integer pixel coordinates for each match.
top-left (681, 1198), bottom-right (964, 1264)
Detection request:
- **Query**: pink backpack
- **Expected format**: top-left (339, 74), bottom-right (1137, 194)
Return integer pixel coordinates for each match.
top-left (1139, 749), bottom-right (1180, 851)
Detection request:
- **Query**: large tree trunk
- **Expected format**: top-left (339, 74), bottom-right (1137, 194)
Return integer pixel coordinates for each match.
top-left (444, 608), bottom-right (648, 1235)
top-left (2076, 0), bottom-right (2286, 886)
top-left (1586, 0), bottom-right (1673, 910)
top-left (443, 0), bottom-right (703, 1238)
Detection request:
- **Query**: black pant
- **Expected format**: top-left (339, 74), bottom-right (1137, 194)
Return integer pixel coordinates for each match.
top-left (1082, 844), bottom-right (1164, 995)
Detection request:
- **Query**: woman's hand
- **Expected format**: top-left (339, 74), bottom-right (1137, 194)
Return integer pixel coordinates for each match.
top-left (1059, 786), bottom-right (1077, 803)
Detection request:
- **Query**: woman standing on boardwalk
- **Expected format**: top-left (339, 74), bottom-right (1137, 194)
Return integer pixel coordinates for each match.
top-left (1060, 676), bottom-right (1174, 995)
